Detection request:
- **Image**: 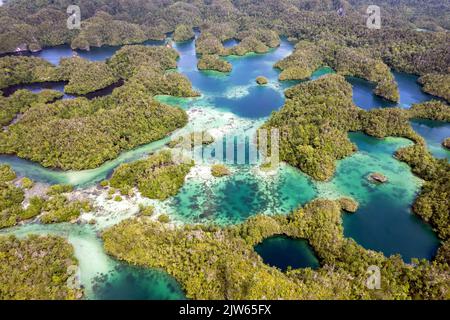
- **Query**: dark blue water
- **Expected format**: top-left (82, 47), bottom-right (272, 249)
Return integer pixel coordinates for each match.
top-left (24, 40), bottom-right (165, 65)
top-left (2, 81), bottom-right (75, 99)
top-left (349, 71), bottom-right (437, 110)
top-left (411, 119), bottom-right (450, 161)
top-left (212, 86), bottom-right (284, 118)
top-left (2, 79), bottom-right (124, 100)
top-left (254, 236), bottom-right (320, 271)
top-left (340, 133), bottom-right (440, 262)
top-left (223, 39), bottom-right (239, 48)
top-left (347, 76), bottom-right (397, 110)
top-left (173, 37), bottom-right (295, 118)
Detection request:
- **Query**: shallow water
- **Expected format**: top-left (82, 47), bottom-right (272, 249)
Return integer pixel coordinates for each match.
top-left (166, 132), bottom-right (439, 261)
top-left (169, 164), bottom-right (316, 224)
top-left (0, 137), bottom-right (169, 187)
top-left (254, 236), bottom-right (320, 271)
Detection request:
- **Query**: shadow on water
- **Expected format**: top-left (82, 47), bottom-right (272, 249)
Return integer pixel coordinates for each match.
top-left (2, 79), bottom-right (124, 100)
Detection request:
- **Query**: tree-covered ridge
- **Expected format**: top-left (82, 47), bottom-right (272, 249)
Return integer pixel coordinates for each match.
top-left (195, 32), bottom-right (227, 56)
top-left (0, 96), bottom-right (188, 170)
top-left (395, 144), bottom-right (449, 241)
top-left (109, 150), bottom-right (193, 200)
top-left (0, 56), bottom-right (59, 89)
top-left (0, 164), bottom-right (91, 229)
top-left (70, 11), bottom-right (147, 51)
top-left (0, 89), bottom-right (63, 126)
top-left (418, 74), bottom-right (450, 103)
top-left (197, 54), bottom-right (232, 73)
top-left (0, 55), bottom-right (119, 96)
top-left (0, 234), bottom-right (82, 300)
top-left (194, 28), bottom-right (281, 57)
top-left (103, 198), bottom-right (450, 300)
top-left (390, 100), bottom-right (450, 241)
top-left (0, 0), bottom-right (447, 80)
top-left (225, 29), bottom-right (280, 56)
top-left (58, 57), bottom-right (119, 95)
top-left (0, 2), bottom-right (447, 109)
top-left (106, 45), bottom-right (179, 79)
top-left (173, 24), bottom-right (195, 42)
top-left (275, 41), bottom-right (399, 102)
top-left (0, 46), bottom-right (196, 170)
top-left (408, 100), bottom-right (450, 122)
top-left (274, 41), bottom-right (323, 81)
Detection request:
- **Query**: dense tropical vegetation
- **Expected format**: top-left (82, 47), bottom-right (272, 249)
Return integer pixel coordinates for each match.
top-left (173, 24), bottom-right (195, 42)
top-left (418, 74), bottom-right (450, 103)
top-left (0, 164), bottom-right (92, 229)
top-left (109, 150), bottom-right (194, 200)
top-left (275, 41), bottom-right (399, 101)
top-left (0, 235), bottom-right (82, 299)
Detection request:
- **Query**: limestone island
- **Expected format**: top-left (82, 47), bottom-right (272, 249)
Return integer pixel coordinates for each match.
top-left (256, 76), bottom-right (268, 85)
top-left (443, 137), bottom-right (450, 150)
top-left (368, 172), bottom-right (388, 184)
top-left (338, 197), bottom-right (359, 213)
top-left (211, 164), bottom-right (231, 177)
top-left (197, 54), bottom-right (232, 73)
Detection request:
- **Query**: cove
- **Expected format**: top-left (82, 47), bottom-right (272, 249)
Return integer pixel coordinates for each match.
top-left (172, 36), bottom-right (296, 118)
top-left (12, 40), bottom-right (166, 65)
top-left (410, 119), bottom-right (450, 161)
top-left (317, 132), bottom-right (440, 262)
top-left (0, 137), bottom-right (169, 187)
top-left (254, 236), bottom-right (320, 271)
top-left (348, 71), bottom-right (437, 110)
top-left (0, 223), bottom-right (185, 300)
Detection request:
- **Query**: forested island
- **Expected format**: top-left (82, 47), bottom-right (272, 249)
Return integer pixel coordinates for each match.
top-left (0, 0), bottom-right (449, 301)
